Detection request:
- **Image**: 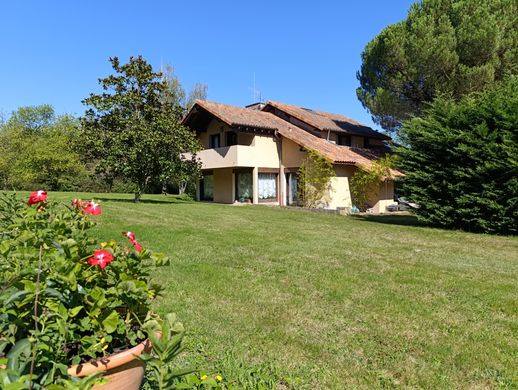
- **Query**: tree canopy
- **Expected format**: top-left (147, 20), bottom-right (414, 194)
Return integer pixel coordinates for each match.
top-left (81, 56), bottom-right (201, 201)
top-left (397, 76), bottom-right (518, 234)
top-left (0, 105), bottom-right (86, 191)
top-left (357, 0), bottom-right (518, 132)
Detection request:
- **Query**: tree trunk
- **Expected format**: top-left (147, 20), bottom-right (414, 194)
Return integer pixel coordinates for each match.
top-left (134, 188), bottom-right (141, 203)
top-left (178, 181), bottom-right (186, 195)
top-left (162, 182), bottom-right (167, 195)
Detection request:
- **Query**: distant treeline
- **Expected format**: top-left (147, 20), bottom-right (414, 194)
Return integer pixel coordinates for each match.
top-left (0, 105), bottom-right (184, 194)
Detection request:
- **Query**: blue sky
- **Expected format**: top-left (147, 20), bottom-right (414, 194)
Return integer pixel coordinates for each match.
top-left (0, 0), bottom-right (414, 130)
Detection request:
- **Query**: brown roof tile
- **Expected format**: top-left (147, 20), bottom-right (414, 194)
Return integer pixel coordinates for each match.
top-left (264, 101), bottom-right (390, 140)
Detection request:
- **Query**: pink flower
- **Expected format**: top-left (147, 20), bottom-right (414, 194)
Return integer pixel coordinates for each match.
top-left (28, 190), bottom-right (47, 206)
top-left (82, 201), bottom-right (101, 216)
top-left (123, 231), bottom-right (143, 253)
top-left (87, 249), bottom-right (114, 269)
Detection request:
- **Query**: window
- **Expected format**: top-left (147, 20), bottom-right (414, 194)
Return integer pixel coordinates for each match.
top-left (364, 138), bottom-right (370, 148)
top-left (337, 134), bottom-right (351, 146)
top-left (226, 131), bottom-right (237, 146)
top-left (209, 134), bottom-right (221, 148)
top-left (258, 173), bottom-right (277, 200)
top-left (236, 172), bottom-right (252, 202)
top-left (288, 173), bottom-right (298, 205)
top-left (201, 175), bottom-right (214, 201)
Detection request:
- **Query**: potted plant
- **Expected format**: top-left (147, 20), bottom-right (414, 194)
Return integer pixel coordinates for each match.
top-left (0, 191), bottom-right (191, 389)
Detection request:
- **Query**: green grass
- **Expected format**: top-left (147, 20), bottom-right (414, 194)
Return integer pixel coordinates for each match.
top-left (49, 193), bottom-right (518, 388)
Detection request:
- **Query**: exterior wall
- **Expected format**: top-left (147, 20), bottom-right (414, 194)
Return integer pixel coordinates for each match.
top-left (253, 135), bottom-right (280, 167)
top-left (326, 165), bottom-right (354, 209)
top-left (192, 120), bottom-right (280, 170)
top-left (282, 137), bottom-right (306, 168)
top-left (198, 119), bottom-right (255, 149)
top-left (213, 168), bottom-right (234, 203)
top-left (198, 119), bottom-right (228, 149)
top-left (372, 180), bottom-right (396, 213)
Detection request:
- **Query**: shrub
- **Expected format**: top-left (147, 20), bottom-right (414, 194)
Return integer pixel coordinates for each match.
top-left (397, 77), bottom-right (518, 234)
top-left (0, 191), bottom-right (192, 388)
top-left (297, 150), bottom-right (335, 208)
top-left (350, 155), bottom-right (396, 211)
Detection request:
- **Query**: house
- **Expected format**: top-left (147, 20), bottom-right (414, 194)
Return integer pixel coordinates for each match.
top-left (182, 100), bottom-right (403, 212)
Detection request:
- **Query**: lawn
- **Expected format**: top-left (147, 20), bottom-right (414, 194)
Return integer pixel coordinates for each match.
top-left (49, 193), bottom-right (518, 388)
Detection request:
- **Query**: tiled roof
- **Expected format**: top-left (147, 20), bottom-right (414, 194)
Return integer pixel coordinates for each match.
top-left (185, 100), bottom-right (402, 176)
top-left (264, 101), bottom-right (390, 140)
top-left (185, 100), bottom-right (281, 130)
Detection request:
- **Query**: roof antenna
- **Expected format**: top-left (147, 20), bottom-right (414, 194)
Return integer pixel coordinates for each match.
top-left (250, 72), bottom-right (262, 103)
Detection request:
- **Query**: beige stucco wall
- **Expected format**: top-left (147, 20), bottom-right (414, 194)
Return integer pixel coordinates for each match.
top-left (213, 168), bottom-right (234, 203)
top-left (282, 138), bottom-right (306, 168)
top-left (371, 180), bottom-right (396, 213)
top-left (325, 165), bottom-right (354, 209)
top-left (199, 119), bottom-right (255, 149)
top-left (195, 119), bottom-right (279, 169)
top-left (253, 135), bottom-right (280, 167)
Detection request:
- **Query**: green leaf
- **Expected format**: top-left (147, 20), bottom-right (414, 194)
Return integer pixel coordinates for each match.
top-left (68, 306), bottom-right (83, 317)
top-left (44, 288), bottom-right (66, 302)
top-left (6, 338), bottom-right (31, 371)
top-left (101, 310), bottom-right (119, 334)
top-left (4, 290), bottom-right (31, 305)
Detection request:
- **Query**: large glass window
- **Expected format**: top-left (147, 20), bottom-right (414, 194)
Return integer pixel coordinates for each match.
top-left (288, 173), bottom-right (298, 205)
top-left (258, 173), bottom-right (277, 200)
top-left (236, 172), bottom-right (252, 202)
top-left (201, 175), bottom-right (214, 201)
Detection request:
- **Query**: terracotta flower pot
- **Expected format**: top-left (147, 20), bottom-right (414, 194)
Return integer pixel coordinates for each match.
top-left (68, 338), bottom-right (152, 390)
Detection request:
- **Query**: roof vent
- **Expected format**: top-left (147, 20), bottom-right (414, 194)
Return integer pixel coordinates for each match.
top-left (245, 102), bottom-right (265, 110)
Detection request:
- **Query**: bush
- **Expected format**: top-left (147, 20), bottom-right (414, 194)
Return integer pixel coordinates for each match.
top-left (398, 77), bottom-right (518, 234)
top-left (297, 150), bottom-right (334, 208)
top-left (0, 192), bottom-right (192, 388)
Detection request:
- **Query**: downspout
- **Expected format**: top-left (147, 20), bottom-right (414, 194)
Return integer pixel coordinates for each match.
top-left (275, 130), bottom-right (284, 206)
top-left (326, 129), bottom-right (331, 141)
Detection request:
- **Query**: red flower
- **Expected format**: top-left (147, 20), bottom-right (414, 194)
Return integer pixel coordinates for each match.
top-left (123, 231), bottom-right (143, 253)
top-left (82, 201), bottom-right (101, 216)
top-left (125, 231), bottom-right (136, 242)
top-left (71, 199), bottom-right (81, 208)
top-left (87, 249), bottom-right (114, 269)
top-left (28, 190), bottom-right (47, 206)
top-left (132, 241), bottom-right (142, 253)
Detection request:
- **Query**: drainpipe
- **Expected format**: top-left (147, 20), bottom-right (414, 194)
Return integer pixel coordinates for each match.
top-left (277, 135), bottom-right (285, 206)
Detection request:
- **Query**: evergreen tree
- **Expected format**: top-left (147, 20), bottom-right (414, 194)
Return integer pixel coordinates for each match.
top-left (357, 0), bottom-right (518, 132)
top-left (397, 77), bottom-right (518, 234)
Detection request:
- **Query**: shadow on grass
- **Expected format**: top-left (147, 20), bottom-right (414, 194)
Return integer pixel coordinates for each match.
top-left (350, 213), bottom-right (427, 228)
top-left (95, 196), bottom-right (193, 205)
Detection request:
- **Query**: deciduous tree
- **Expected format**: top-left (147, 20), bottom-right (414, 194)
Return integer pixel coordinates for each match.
top-left (81, 56), bottom-right (201, 202)
top-left (0, 106), bottom-right (86, 190)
